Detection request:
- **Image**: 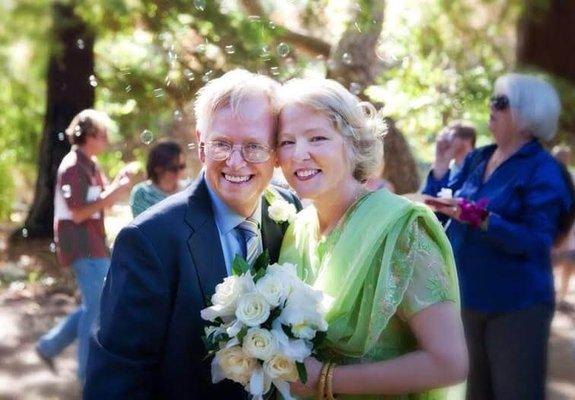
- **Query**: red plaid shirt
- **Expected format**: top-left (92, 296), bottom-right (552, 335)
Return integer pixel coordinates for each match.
top-left (53, 149), bottom-right (110, 266)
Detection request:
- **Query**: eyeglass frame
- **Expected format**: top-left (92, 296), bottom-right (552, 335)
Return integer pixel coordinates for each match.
top-left (490, 95), bottom-right (510, 111)
top-left (200, 140), bottom-right (275, 163)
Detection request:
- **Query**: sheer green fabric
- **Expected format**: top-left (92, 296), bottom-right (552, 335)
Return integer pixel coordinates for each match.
top-left (279, 189), bottom-right (464, 400)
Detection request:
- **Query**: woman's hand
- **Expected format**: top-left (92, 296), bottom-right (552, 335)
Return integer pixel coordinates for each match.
top-left (432, 130), bottom-right (456, 179)
top-left (424, 197), bottom-right (462, 221)
top-left (289, 357), bottom-right (323, 397)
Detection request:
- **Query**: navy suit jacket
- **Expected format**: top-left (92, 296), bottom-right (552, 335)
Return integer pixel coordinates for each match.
top-left (84, 177), bottom-right (301, 399)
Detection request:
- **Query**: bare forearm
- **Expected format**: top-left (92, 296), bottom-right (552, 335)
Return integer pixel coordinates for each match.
top-left (70, 197), bottom-right (113, 223)
top-left (332, 349), bottom-right (466, 395)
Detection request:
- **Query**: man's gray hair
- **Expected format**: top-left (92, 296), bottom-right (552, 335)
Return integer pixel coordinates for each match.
top-left (194, 69), bottom-right (280, 137)
top-left (494, 73), bottom-right (561, 142)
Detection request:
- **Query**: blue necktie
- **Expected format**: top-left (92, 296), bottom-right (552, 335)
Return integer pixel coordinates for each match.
top-left (237, 218), bottom-right (262, 265)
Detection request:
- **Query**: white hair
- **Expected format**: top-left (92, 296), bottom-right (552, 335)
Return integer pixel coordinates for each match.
top-left (279, 78), bottom-right (385, 182)
top-left (494, 73), bottom-right (561, 142)
top-left (194, 69), bottom-right (280, 136)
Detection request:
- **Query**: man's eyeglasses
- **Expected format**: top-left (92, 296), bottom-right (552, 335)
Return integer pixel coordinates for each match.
top-left (166, 163), bottom-right (186, 172)
top-left (201, 140), bottom-right (273, 163)
top-left (490, 95), bottom-right (510, 111)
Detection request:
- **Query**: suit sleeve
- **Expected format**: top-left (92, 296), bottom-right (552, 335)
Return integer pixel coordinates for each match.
top-left (84, 224), bottom-right (173, 399)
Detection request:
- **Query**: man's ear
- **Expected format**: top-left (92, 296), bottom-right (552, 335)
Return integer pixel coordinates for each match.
top-left (196, 130), bottom-right (205, 163)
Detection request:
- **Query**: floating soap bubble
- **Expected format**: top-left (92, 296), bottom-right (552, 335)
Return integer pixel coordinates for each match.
top-left (77, 39), bottom-right (85, 50)
top-left (89, 75), bottom-right (98, 87)
top-left (202, 70), bottom-right (213, 83)
top-left (277, 43), bottom-right (290, 58)
top-left (260, 45), bottom-right (271, 60)
top-left (350, 82), bottom-right (362, 95)
top-left (194, 0), bottom-right (206, 11)
top-left (342, 53), bottom-right (353, 65)
top-left (140, 130), bottom-right (154, 145)
top-left (184, 69), bottom-right (195, 81)
top-left (61, 184), bottom-right (72, 199)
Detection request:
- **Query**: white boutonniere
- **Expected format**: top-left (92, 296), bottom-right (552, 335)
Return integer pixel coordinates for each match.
top-left (264, 189), bottom-right (297, 224)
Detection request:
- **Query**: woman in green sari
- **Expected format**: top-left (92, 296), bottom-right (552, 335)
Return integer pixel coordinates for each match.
top-left (276, 78), bottom-right (467, 399)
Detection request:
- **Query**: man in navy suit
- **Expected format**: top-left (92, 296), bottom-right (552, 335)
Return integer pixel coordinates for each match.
top-left (84, 70), bottom-right (301, 399)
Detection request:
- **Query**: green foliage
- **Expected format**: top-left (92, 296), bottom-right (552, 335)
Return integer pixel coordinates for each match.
top-left (368, 0), bottom-right (522, 161)
top-left (0, 0), bottom-right (50, 218)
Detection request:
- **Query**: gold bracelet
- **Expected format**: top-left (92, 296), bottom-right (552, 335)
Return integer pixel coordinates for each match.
top-left (325, 363), bottom-right (336, 400)
top-left (317, 363), bottom-right (330, 400)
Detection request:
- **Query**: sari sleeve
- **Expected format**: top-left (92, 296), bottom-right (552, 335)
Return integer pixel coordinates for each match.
top-left (395, 219), bottom-right (458, 321)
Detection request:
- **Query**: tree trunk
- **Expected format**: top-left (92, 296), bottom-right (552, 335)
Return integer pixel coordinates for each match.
top-left (516, 0), bottom-right (575, 83)
top-left (10, 1), bottom-right (95, 246)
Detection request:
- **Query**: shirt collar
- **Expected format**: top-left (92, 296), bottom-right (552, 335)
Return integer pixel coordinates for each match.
top-left (204, 177), bottom-right (262, 235)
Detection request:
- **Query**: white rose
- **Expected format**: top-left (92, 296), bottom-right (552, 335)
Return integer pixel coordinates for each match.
top-left (271, 323), bottom-right (312, 362)
top-left (280, 287), bottom-right (329, 339)
top-left (264, 354), bottom-right (299, 382)
top-left (242, 328), bottom-right (277, 361)
top-left (235, 293), bottom-right (271, 327)
top-left (217, 346), bottom-right (258, 386)
top-left (256, 274), bottom-right (287, 307)
top-left (201, 274), bottom-right (254, 321)
top-left (268, 200), bottom-right (297, 223)
top-left (267, 263), bottom-right (300, 294)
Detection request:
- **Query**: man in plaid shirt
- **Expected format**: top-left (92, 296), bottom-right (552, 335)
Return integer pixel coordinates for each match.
top-left (36, 109), bottom-right (136, 382)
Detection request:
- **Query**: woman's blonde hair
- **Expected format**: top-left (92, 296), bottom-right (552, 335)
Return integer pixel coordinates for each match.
top-left (279, 78), bottom-right (384, 182)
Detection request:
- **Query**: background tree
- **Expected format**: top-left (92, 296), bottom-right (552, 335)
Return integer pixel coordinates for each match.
top-left (12, 1), bottom-right (96, 243)
top-left (4, 0), bottom-right (575, 246)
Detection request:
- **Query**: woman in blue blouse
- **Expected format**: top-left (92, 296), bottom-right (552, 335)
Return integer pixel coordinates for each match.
top-left (423, 73), bottom-right (574, 400)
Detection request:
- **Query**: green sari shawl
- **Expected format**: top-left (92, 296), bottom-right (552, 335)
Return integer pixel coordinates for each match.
top-left (279, 189), bottom-right (463, 400)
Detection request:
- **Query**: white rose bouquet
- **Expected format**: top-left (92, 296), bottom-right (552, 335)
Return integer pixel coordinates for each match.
top-left (201, 251), bottom-right (331, 400)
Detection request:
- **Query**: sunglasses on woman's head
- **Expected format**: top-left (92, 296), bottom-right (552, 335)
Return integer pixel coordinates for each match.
top-left (490, 95), bottom-right (510, 111)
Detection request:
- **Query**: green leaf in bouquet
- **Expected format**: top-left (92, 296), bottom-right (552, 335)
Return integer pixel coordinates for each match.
top-left (237, 325), bottom-right (249, 343)
top-left (296, 361), bottom-right (308, 384)
top-left (312, 330), bottom-right (327, 348)
top-left (232, 255), bottom-right (251, 276)
top-left (253, 267), bottom-right (267, 283)
top-left (252, 249), bottom-right (270, 274)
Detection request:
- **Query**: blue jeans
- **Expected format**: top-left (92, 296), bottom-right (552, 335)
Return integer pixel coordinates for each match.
top-left (37, 257), bottom-right (110, 382)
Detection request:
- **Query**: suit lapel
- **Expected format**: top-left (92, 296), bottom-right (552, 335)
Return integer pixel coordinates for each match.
top-left (184, 178), bottom-right (227, 304)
